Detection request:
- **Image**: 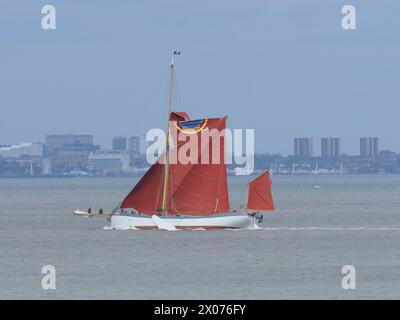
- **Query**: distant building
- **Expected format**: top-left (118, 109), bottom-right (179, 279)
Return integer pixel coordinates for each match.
top-left (294, 138), bottom-right (313, 159)
top-left (139, 136), bottom-right (149, 155)
top-left (378, 150), bottom-right (396, 161)
top-left (128, 136), bottom-right (140, 155)
top-left (45, 134), bottom-right (96, 156)
top-left (88, 151), bottom-right (130, 174)
top-left (360, 137), bottom-right (379, 159)
top-left (112, 136), bottom-right (127, 151)
top-left (0, 143), bottom-right (43, 158)
top-left (42, 158), bottom-right (52, 175)
top-left (321, 137), bottom-right (340, 158)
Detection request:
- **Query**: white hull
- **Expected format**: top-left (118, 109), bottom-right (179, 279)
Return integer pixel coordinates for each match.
top-left (110, 213), bottom-right (256, 230)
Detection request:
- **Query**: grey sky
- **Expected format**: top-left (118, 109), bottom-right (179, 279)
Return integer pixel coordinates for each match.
top-left (1, 0), bottom-right (399, 155)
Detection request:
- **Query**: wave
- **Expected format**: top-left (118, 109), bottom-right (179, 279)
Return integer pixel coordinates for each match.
top-left (103, 225), bottom-right (400, 232)
top-left (103, 225), bottom-right (139, 231)
top-left (259, 226), bottom-right (400, 231)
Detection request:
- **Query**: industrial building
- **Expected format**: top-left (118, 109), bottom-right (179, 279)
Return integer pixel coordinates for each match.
top-left (45, 134), bottom-right (97, 156)
top-left (0, 143), bottom-right (43, 158)
top-left (88, 151), bottom-right (130, 174)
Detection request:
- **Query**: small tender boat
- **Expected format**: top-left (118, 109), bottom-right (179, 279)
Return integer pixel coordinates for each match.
top-left (73, 209), bottom-right (112, 217)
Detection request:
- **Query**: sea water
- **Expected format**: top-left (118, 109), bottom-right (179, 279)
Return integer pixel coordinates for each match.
top-left (0, 175), bottom-right (400, 299)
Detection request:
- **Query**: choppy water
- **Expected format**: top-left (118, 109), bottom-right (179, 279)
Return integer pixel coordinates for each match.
top-left (1, 175), bottom-right (400, 299)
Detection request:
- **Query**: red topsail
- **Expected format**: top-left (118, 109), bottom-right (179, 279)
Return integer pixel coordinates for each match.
top-left (247, 171), bottom-right (275, 212)
top-left (120, 113), bottom-right (230, 216)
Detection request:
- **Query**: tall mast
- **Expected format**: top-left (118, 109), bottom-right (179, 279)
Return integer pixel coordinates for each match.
top-left (161, 55), bottom-right (175, 215)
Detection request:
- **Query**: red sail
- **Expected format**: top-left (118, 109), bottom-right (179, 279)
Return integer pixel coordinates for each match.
top-left (170, 111), bottom-right (190, 122)
top-left (120, 114), bottom-right (230, 216)
top-left (247, 171), bottom-right (275, 212)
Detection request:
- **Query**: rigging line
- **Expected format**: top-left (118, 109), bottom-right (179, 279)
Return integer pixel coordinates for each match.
top-left (130, 68), bottom-right (169, 133)
top-left (173, 70), bottom-right (183, 114)
top-left (153, 85), bottom-right (170, 135)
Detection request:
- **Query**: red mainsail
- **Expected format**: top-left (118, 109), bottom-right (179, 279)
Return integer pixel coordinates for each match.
top-left (120, 114), bottom-right (230, 216)
top-left (247, 171), bottom-right (275, 212)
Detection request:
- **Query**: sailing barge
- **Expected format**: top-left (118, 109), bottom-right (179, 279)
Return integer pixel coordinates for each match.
top-left (77, 53), bottom-right (275, 230)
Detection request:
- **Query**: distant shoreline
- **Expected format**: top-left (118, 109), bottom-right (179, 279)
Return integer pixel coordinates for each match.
top-left (1, 172), bottom-right (400, 179)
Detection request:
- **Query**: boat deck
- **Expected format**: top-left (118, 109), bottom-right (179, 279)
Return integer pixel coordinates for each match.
top-left (73, 209), bottom-right (112, 218)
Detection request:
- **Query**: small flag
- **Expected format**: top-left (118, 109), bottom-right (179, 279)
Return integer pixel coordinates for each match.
top-left (173, 50), bottom-right (182, 55)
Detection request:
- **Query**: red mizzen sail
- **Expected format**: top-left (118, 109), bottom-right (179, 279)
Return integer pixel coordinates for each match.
top-left (120, 114), bottom-right (230, 216)
top-left (247, 171), bottom-right (275, 212)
